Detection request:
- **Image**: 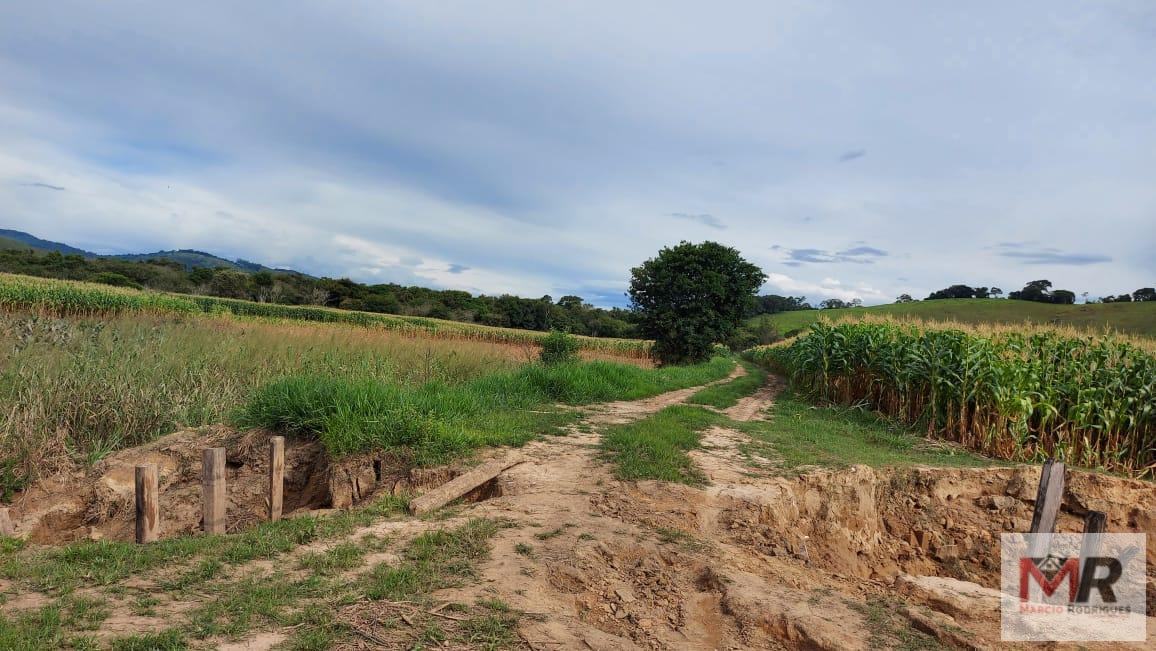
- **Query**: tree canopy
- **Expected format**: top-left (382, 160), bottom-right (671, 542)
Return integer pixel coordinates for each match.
top-left (629, 241), bottom-right (765, 364)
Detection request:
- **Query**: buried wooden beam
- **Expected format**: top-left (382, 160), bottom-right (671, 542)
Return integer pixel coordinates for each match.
top-left (268, 436), bottom-right (285, 521)
top-left (0, 507), bottom-right (13, 537)
top-left (202, 447), bottom-right (227, 534)
top-left (135, 463), bottom-right (160, 544)
top-left (408, 456), bottom-right (523, 515)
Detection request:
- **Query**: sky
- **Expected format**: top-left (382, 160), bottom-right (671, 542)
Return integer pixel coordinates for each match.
top-left (1, 1), bottom-right (1154, 307)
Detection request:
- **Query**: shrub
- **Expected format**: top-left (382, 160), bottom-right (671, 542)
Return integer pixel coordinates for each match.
top-left (90, 272), bottom-right (143, 290)
top-left (539, 330), bottom-right (580, 365)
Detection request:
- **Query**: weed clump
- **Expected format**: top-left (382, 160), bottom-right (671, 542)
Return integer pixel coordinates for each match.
top-left (538, 330), bottom-right (580, 366)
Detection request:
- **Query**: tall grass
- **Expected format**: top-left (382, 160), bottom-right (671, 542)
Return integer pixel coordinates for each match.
top-left (753, 321), bottom-right (1156, 478)
top-left (235, 356), bottom-right (735, 463)
top-left (0, 273), bottom-right (650, 358)
top-left (0, 312), bottom-right (529, 496)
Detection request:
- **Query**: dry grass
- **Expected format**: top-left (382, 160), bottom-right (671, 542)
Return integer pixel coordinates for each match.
top-left (0, 311), bottom-right (532, 494)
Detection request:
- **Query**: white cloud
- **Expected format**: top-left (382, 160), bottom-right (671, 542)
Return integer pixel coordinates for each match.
top-left (0, 1), bottom-right (1153, 305)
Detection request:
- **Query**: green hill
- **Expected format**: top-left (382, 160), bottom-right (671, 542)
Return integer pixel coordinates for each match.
top-left (0, 229), bottom-right (92, 256)
top-left (749, 299), bottom-right (1156, 338)
top-left (111, 249), bottom-right (281, 273)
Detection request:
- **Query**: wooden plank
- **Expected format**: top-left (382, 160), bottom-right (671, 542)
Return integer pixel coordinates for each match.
top-left (202, 447), bottom-right (227, 534)
top-left (268, 436), bottom-right (285, 521)
top-left (0, 507), bottom-right (13, 537)
top-left (1028, 459), bottom-right (1065, 534)
top-left (135, 464), bottom-right (160, 544)
top-left (408, 457), bottom-right (522, 515)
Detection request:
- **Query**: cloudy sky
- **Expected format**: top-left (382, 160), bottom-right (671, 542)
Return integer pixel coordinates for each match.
top-left (2, 1), bottom-right (1154, 306)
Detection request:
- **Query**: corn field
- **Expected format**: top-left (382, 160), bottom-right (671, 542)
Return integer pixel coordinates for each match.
top-left (0, 273), bottom-right (651, 358)
top-left (751, 321), bottom-right (1156, 478)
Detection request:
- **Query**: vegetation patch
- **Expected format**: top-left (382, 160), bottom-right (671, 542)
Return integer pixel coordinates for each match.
top-left (601, 405), bottom-right (726, 483)
top-left (235, 356), bottom-right (734, 462)
top-left (687, 360), bottom-right (768, 408)
top-left (736, 392), bottom-right (994, 472)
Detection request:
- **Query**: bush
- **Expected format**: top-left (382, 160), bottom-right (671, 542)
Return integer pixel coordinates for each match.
top-left (90, 272), bottom-right (143, 290)
top-left (539, 330), bottom-right (581, 365)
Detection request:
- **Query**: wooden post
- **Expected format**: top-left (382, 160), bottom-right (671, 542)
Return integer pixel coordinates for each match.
top-left (202, 448), bottom-right (227, 534)
top-left (135, 464), bottom-right (160, 544)
top-left (1028, 459), bottom-right (1065, 534)
top-left (1027, 459), bottom-right (1065, 559)
top-left (0, 507), bottom-right (13, 537)
top-left (1078, 510), bottom-right (1108, 562)
top-left (268, 436), bottom-right (285, 521)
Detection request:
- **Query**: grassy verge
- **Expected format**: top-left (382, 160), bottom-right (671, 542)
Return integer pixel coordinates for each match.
top-left (601, 389), bottom-right (994, 483)
top-left (601, 405), bottom-right (726, 483)
top-left (734, 392), bottom-right (997, 472)
top-left (686, 360), bottom-right (767, 408)
top-left (235, 357), bottom-right (735, 463)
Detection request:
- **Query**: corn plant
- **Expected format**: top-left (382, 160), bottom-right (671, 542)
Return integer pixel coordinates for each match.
top-left (752, 321), bottom-right (1155, 478)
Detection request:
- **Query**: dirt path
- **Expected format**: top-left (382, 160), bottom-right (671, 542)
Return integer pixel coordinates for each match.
top-left (418, 371), bottom-right (883, 651)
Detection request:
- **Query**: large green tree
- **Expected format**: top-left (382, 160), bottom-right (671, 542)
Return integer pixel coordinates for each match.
top-left (628, 241), bottom-right (766, 364)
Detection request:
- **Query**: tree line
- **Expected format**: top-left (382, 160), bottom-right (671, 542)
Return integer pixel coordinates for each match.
top-left (912, 279), bottom-right (1154, 305)
top-left (0, 248), bottom-right (640, 337)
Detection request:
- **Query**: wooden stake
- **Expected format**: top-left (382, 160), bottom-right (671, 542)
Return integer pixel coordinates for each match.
top-left (268, 436), bottom-right (285, 521)
top-left (135, 464), bottom-right (160, 544)
top-left (202, 448), bottom-right (227, 534)
top-left (0, 507), bottom-right (13, 537)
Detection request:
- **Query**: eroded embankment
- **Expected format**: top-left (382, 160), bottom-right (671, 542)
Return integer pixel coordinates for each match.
top-left (3, 427), bottom-right (482, 544)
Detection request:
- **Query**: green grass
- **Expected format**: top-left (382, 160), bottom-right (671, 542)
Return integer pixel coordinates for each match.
top-left (0, 495), bottom-right (407, 593)
top-left (235, 356), bottom-right (735, 463)
top-left (747, 299), bottom-right (1156, 338)
top-left (362, 518), bottom-right (506, 602)
top-left (0, 504), bottom-right (507, 648)
top-left (107, 630), bottom-right (188, 650)
top-left (600, 405), bottom-right (727, 483)
top-left (737, 392), bottom-right (997, 472)
top-left (686, 360), bottom-right (767, 408)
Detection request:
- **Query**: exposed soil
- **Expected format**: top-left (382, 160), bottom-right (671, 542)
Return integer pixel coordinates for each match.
top-left (4, 366), bottom-right (1154, 649)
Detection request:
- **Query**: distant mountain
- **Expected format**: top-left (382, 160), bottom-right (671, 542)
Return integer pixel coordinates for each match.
top-left (1, 229), bottom-right (309, 276)
top-left (112, 249), bottom-right (271, 272)
top-left (0, 229), bottom-right (93, 256)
